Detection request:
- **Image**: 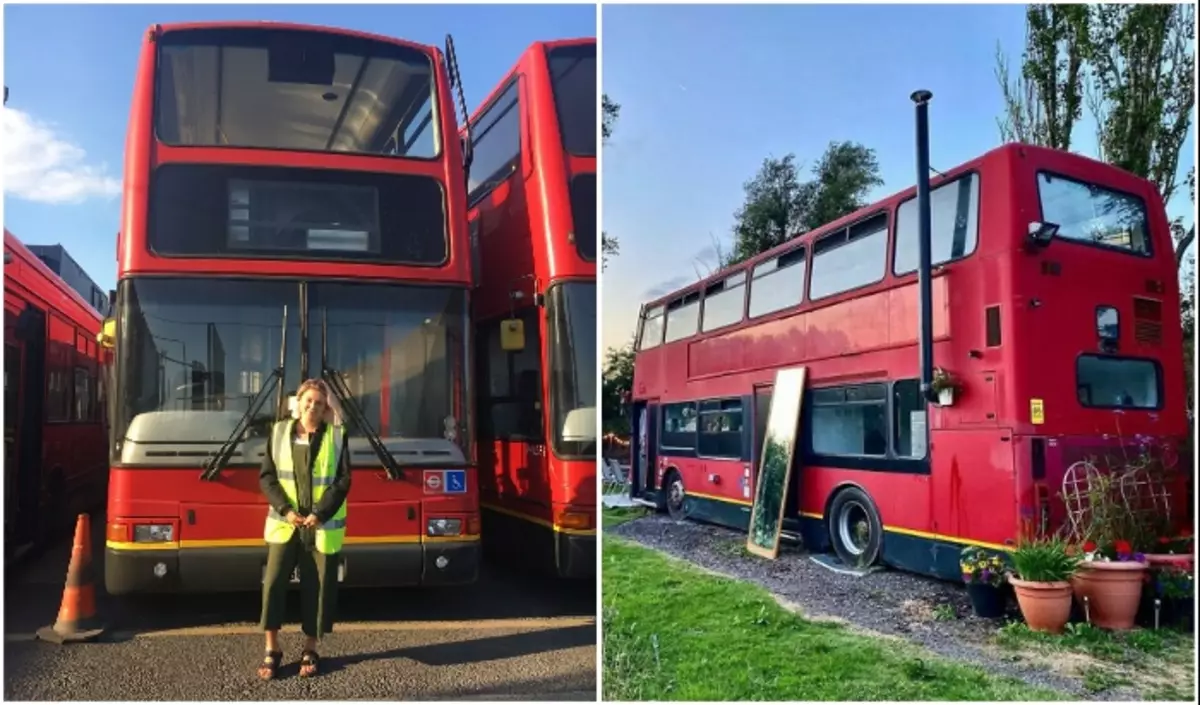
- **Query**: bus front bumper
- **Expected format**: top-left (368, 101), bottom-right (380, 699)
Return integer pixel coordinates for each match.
top-left (104, 539), bottom-right (479, 595)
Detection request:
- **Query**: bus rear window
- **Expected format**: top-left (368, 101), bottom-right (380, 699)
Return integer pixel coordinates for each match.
top-left (156, 27), bottom-right (439, 158)
top-left (1076, 355), bottom-right (1161, 409)
top-left (1037, 173), bottom-right (1151, 255)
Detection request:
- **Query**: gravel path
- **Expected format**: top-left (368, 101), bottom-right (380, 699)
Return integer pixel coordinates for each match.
top-left (610, 514), bottom-right (1148, 701)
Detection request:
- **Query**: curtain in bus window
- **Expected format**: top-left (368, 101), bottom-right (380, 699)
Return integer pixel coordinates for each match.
top-left (156, 27), bottom-right (439, 158)
top-left (894, 174), bottom-right (981, 275)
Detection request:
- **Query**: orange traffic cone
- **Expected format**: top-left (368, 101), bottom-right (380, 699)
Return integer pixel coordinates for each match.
top-left (36, 513), bottom-right (106, 644)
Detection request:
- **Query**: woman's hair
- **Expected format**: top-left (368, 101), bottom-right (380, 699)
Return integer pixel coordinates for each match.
top-left (291, 378), bottom-right (344, 426)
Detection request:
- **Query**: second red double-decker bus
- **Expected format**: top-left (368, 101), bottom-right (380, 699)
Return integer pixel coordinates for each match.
top-left (102, 21), bottom-right (480, 594)
top-left (5, 231), bottom-right (110, 563)
top-left (628, 93), bottom-right (1189, 580)
top-left (464, 38), bottom-right (596, 579)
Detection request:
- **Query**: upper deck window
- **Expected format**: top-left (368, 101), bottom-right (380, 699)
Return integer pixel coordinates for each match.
top-left (894, 173), bottom-right (980, 275)
top-left (547, 44), bottom-right (596, 158)
top-left (664, 291), bottom-right (700, 343)
top-left (569, 173), bottom-right (597, 262)
top-left (638, 305), bottom-right (665, 351)
top-left (1037, 172), bottom-right (1151, 255)
top-left (748, 246), bottom-right (806, 319)
top-left (809, 213), bottom-right (888, 300)
top-left (466, 80), bottom-right (520, 204)
top-left (155, 27), bottom-right (439, 159)
top-left (701, 271), bottom-right (746, 332)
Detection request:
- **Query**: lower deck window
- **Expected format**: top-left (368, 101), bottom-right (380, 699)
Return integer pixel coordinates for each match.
top-left (1076, 355), bottom-right (1161, 409)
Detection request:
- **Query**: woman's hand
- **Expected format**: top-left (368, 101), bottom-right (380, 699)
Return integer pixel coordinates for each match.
top-left (285, 510), bottom-right (303, 527)
top-left (302, 514), bottom-right (322, 529)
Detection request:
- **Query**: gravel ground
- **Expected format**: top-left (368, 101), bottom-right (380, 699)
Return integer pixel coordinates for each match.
top-left (610, 514), bottom-right (1148, 701)
top-left (4, 514), bottom-right (597, 701)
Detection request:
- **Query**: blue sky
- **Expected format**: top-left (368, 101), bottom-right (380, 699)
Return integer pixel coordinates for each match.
top-left (2, 2), bottom-right (595, 293)
top-left (601, 3), bottom-right (1197, 351)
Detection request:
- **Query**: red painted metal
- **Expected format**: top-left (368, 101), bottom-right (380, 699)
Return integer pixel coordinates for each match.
top-left (465, 38), bottom-right (596, 578)
top-left (105, 22), bottom-right (479, 592)
top-left (631, 143), bottom-right (1189, 566)
top-left (4, 230), bottom-right (110, 556)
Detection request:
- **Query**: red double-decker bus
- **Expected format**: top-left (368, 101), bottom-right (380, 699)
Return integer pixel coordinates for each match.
top-left (5, 230), bottom-right (110, 562)
top-left (102, 21), bottom-right (480, 594)
top-left (464, 38), bottom-right (596, 579)
top-left (628, 94), bottom-right (1189, 580)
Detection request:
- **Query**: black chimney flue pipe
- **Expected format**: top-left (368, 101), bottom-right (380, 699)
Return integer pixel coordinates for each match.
top-left (911, 89), bottom-right (936, 403)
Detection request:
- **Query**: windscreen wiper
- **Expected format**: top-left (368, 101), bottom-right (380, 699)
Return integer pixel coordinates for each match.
top-left (200, 306), bottom-right (289, 481)
top-left (319, 308), bottom-right (404, 481)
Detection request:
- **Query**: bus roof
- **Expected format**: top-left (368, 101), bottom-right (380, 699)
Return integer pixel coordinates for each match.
top-left (4, 229), bottom-right (104, 325)
top-left (639, 142), bottom-right (1162, 311)
top-left (463, 37), bottom-right (595, 128)
top-left (150, 20), bottom-right (439, 56)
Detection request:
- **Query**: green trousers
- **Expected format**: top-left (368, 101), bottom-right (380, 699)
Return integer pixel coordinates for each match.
top-left (259, 532), bottom-right (339, 639)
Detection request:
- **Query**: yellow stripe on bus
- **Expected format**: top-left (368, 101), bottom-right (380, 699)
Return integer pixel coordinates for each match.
top-left (480, 502), bottom-right (596, 536)
top-left (106, 534), bottom-right (480, 551)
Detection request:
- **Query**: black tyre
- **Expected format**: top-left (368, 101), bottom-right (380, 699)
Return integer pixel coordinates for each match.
top-left (827, 486), bottom-right (883, 569)
top-left (662, 470), bottom-right (687, 521)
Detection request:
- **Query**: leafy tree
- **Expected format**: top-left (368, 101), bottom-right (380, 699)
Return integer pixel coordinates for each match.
top-left (729, 142), bottom-right (883, 265)
top-left (601, 94), bottom-right (621, 270)
top-left (601, 342), bottom-right (635, 436)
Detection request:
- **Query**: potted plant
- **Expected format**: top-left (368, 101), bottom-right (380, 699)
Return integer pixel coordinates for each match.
top-left (1144, 530), bottom-right (1194, 571)
top-left (1071, 538), bottom-right (1150, 630)
top-left (1153, 565), bottom-right (1194, 631)
top-left (960, 546), bottom-right (1008, 618)
top-left (930, 367), bottom-right (960, 406)
top-left (1008, 536), bottom-right (1081, 634)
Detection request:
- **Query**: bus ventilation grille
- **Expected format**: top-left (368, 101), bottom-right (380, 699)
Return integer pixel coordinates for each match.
top-left (1132, 296), bottom-right (1163, 345)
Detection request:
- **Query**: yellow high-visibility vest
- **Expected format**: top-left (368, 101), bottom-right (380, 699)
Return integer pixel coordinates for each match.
top-left (262, 420), bottom-right (347, 554)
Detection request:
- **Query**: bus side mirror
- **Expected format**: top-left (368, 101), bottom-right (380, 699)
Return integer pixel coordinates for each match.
top-left (97, 318), bottom-right (116, 349)
top-left (499, 318), bottom-right (526, 352)
top-left (1026, 221), bottom-right (1059, 249)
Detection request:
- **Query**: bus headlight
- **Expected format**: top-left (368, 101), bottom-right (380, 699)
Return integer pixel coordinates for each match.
top-left (134, 524), bottom-right (174, 543)
top-left (427, 518), bottom-right (462, 537)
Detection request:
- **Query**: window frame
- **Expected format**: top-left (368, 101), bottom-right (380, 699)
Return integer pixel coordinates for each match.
top-left (700, 271), bottom-right (748, 333)
top-left (1035, 169), bottom-right (1153, 258)
top-left (802, 379), bottom-right (930, 475)
top-left (695, 397), bottom-right (745, 460)
top-left (891, 170), bottom-right (983, 277)
top-left (808, 210), bottom-right (890, 302)
top-left (1074, 353), bottom-right (1163, 411)
top-left (466, 77), bottom-right (523, 207)
top-left (476, 307), bottom-right (546, 443)
top-left (747, 244), bottom-right (807, 320)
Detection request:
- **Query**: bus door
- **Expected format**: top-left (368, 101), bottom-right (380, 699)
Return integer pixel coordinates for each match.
top-left (6, 304), bottom-right (46, 553)
top-left (630, 400), bottom-right (658, 499)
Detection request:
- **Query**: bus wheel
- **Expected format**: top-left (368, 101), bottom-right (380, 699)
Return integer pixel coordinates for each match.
top-left (663, 471), bottom-right (687, 521)
top-left (828, 487), bottom-right (883, 570)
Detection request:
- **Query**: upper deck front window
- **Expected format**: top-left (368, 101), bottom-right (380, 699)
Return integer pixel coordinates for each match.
top-left (1037, 172), bottom-right (1151, 255)
top-left (156, 27), bottom-right (440, 158)
top-left (547, 44), bottom-right (596, 158)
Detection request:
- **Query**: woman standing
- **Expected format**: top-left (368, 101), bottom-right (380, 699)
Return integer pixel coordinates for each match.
top-left (256, 379), bottom-right (351, 679)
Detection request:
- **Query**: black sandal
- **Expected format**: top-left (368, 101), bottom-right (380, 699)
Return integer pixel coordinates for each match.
top-left (257, 650), bottom-right (283, 680)
top-left (299, 650), bottom-right (320, 678)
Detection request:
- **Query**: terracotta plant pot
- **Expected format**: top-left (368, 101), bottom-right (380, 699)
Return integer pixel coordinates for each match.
top-left (1144, 553), bottom-right (1194, 571)
top-left (1009, 575), bottom-right (1073, 634)
top-left (1070, 560), bottom-right (1148, 630)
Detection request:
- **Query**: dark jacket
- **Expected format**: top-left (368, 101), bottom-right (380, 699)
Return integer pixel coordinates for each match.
top-left (259, 420), bottom-right (352, 524)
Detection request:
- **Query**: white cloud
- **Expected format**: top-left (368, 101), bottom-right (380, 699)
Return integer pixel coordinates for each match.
top-left (3, 107), bottom-right (121, 204)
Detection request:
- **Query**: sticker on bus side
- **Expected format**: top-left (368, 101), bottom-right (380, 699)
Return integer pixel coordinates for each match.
top-left (424, 470), bottom-right (444, 494)
top-left (1030, 398), bottom-right (1045, 425)
top-left (444, 470), bottom-right (467, 494)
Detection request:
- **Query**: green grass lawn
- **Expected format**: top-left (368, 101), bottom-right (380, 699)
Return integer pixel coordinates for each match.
top-left (602, 505), bottom-right (648, 528)
top-left (602, 537), bottom-right (1067, 701)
